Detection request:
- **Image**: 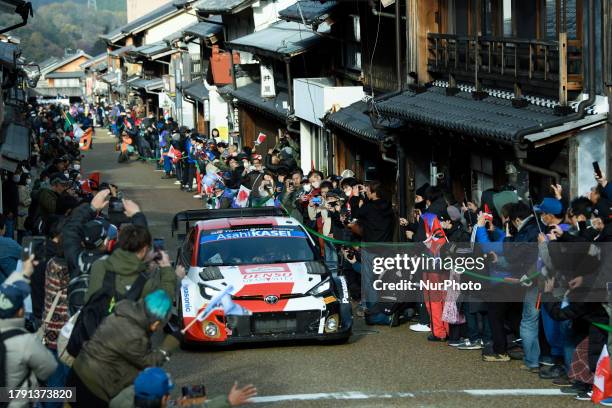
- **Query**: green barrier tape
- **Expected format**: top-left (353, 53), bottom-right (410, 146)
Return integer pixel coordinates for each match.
top-left (593, 322), bottom-right (612, 333)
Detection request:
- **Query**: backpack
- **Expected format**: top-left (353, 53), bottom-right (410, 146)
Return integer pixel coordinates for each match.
top-left (62, 270), bottom-right (147, 363)
top-left (67, 252), bottom-right (106, 316)
top-left (1, 328), bottom-right (28, 408)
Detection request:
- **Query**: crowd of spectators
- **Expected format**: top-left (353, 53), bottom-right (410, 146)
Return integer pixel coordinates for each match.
top-left (2, 99), bottom-right (612, 405)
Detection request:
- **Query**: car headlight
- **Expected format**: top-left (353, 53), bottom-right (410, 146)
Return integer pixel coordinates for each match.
top-left (203, 321), bottom-right (219, 337)
top-left (325, 314), bottom-right (339, 333)
top-left (306, 277), bottom-right (331, 297)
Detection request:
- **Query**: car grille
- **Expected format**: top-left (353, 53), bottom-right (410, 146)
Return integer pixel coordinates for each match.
top-left (226, 311), bottom-right (321, 336)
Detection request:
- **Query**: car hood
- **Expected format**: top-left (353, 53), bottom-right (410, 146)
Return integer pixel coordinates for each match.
top-left (187, 261), bottom-right (327, 296)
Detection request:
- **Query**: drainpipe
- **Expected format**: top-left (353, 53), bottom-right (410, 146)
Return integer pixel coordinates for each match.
top-left (395, 0), bottom-right (402, 91)
top-left (285, 59), bottom-right (294, 115)
top-left (513, 0), bottom-right (597, 183)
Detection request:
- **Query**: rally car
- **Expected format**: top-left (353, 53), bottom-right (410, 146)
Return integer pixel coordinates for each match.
top-left (171, 208), bottom-right (352, 346)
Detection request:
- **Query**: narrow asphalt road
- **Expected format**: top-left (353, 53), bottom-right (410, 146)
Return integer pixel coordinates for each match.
top-left (81, 129), bottom-right (582, 408)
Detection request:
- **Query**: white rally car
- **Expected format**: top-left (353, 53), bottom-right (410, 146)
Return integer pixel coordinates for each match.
top-left (171, 208), bottom-right (352, 346)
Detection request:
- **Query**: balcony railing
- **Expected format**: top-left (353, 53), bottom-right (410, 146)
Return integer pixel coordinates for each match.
top-left (427, 33), bottom-right (583, 101)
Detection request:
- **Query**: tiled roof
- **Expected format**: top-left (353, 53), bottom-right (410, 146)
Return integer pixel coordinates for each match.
top-left (377, 86), bottom-right (569, 143)
top-left (227, 82), bottom-right (290, 122)
top-left (324, 100), bottom-right (386, 143)
top-left (226, 21), bottom-right (322, 59)
top-left (278, 1), bottom-right (338, 25)
top-left (195, 0), bottom-right (254, 14)
top-left (100, 2), bottom-right (184, 43)
top-left (128, 77), bottom-right (164, 92)
top-left (131, 41), bottom-right (172, 58)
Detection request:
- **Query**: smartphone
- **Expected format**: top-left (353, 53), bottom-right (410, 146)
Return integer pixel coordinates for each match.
top-left (153, 238), bottom-right (165, 252)
top-left (21, 236), bottom-right (45, 261)
top-left (593, 161), bottom-right (602, 178)
top-left (311, 196), bottom-right (322, 206)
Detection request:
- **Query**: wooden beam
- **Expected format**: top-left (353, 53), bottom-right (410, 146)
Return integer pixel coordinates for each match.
top-left (559, 31), bottom-right (568, 105)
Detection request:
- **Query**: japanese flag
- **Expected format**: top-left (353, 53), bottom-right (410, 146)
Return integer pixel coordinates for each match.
top-left (593, 345), bottom-right (612, 403)
top-left (255, 132), bottom-right (267, 146)
top-left (234, 185), bottom-right (251, 208)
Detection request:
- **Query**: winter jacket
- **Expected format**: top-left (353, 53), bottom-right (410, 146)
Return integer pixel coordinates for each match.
top-left (37, 187), bottom-right (60, 219)
top-left (504, 215), bottom-right (541, 279)
top-left (0, 237), bottom-right (21, 283)
top-left (0, 318), bottom-right (57, 408)
top-left (16, 185), bottom-right (32, 231)
top-left (85, 249), bottom-right (176, 303)
top-left (63, 204), bottom-right (149, 311)
top-left (71, 300), bottom-right (168, 401)
top-left (109, 386), bottom-right (230, 408)
top-left (352, 198), bottom-right (395, 242)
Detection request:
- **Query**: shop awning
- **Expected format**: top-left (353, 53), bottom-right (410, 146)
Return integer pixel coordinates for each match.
top-left (183, 17), bottom-right (223, 39)
top-left (226, 21), bottom-right (321, 59)
top-left (278, 1), bottom-right (338, 26)
top-left (128, 77), bottom-right (164, 92)
top-left (46, 71), bottom-right (85, 79)
top-left (377, 86), bottom-right (584, 144)
top-left (0, 123), bottom-right (30, 170)
top-left (324, 101), bottom-right (387, 143)
top-left (109, 45), bottom-right (134, 57)
top-left (182, 81), bottom-right (209, 101)
top-left (195, 0), bottom-right (255, 14)
top-left (130, 41), bottom-right (173, 59)
top-left (227, 82), bottom-right (290, 122)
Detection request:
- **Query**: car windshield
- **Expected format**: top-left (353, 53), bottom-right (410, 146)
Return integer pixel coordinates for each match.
top-left (198, 227), bottom-right (316, 266)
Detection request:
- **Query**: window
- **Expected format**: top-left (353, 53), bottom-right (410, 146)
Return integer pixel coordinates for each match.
top-left (343, 15), bottom-right (361, 71)
top-left (54, 78), bottom-right (80, 87)
top-left (471, 154), bottom-right (494, 206)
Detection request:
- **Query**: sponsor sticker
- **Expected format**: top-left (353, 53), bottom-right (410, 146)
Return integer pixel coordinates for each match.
top-left (200, 229), bottom-right (306, 243)
top-left (182, 284), bottom-right (192, 313)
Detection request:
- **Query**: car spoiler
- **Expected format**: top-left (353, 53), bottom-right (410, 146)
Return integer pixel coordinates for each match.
top-left (171, 207), bottom-right (287, 236)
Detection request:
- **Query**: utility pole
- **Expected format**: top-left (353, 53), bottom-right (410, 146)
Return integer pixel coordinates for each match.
top-left (87, 0), bottom-right (97, 11)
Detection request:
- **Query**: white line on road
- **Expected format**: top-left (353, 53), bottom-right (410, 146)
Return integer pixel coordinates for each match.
top-left (251, 392), bottom-right (415, 403)
top-left (463, 388), bottom-right (565, 396)
top-left (250, 389), bottom-right (566, 404)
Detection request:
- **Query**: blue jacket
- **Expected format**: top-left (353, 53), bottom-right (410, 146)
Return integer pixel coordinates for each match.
top-left (185, 139), bottom-right (196, 164)
top-left (0, 237), bottom-right (21, 282)
top-left (475, 226), bottom-right (511, 281)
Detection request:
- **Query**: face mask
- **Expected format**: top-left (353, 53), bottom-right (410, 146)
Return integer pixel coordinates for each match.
top-left (64, 171), bottom-right (70, 178)
top-left (303, 184), bottom-right (312, 193)
top-left (344, 188), bottom-right (352, 197)
top-left (26, 179), bottom-right (32, 186)
top-left (540, 216), bottom-right (548, 226)
top-left (311, 180), bottom-right (321, 189)
top-left (12, 175), bottom-right (20, 183)
top-left (73, 164), bottom-right (81, 171)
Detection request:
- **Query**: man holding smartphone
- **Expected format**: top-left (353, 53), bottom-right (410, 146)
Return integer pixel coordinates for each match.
top-left (0, 214), bottom-right (21, 284)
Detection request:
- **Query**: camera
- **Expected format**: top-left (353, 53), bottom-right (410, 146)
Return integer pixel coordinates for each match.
top-left (182, 385), bottom-right (206, 398)
top-left (108, 197), bottom-right (124, 213)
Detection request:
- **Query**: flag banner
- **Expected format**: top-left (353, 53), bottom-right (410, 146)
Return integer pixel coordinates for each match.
top-left (255, 132), bottom-right (267, 146)
top-left (233, 185), bottom-right (251, 208)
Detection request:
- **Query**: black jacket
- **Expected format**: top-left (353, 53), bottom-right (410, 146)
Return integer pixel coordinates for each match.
top-left (353, 198), bottom-right (394, 242)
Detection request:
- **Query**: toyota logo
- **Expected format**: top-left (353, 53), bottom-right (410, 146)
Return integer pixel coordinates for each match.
top-left (264, 295), bottom-right (279, 304)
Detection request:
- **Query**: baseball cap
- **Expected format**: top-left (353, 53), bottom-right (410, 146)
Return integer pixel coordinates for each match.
top-left (593, 199), bottom-right (612, 223)
top-left (134, 367), bottom-right (174, 401)
top-left (50, 173), bottom-right (70, 185)
top-left (0, 279), bottom-right (31, 318)
top-left (534, 197), bottom-right (563, 216)
top-left (82, 220), bottom-right (108, 249)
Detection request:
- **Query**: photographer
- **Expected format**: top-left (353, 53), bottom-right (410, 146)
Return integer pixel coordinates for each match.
top-left (67, 290), bottom-right (176, 407)
top-left (109, 367), bottom-right (257, 408)
top-left (84, 223), bottom-right (179, 305)
top-left (63, 189), bottom-right (148, 314)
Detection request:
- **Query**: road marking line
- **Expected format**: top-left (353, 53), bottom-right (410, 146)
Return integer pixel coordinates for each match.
top-left (463, 389), bottom-right (565, 396)
top-left (250, 389), bottom-right (565, 403)
top-left (251, 392), bottom-right (415, 403)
